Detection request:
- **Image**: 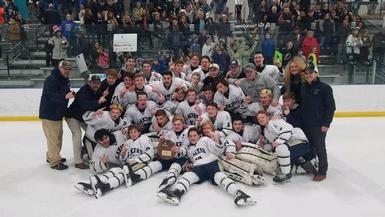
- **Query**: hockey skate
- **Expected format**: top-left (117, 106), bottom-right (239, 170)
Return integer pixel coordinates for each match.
top-left (90, 175), bottom-right (110, 199)
top-left (74, 182), bottom-right (94, 196)
top-left (252, 174), bottom-right (265, 186)
top-left (157, 175), bottom-right (176, 192)
top-left (123, 165), bottom-right (142, 187)
top-left (157, 189), bottom-right (184, 205)
top-left (272, 171), bottom-right (292, 184)
top-left (234, 190), bottom-right (256, 206)
top-left (299, 158), bottom-right (317, 176)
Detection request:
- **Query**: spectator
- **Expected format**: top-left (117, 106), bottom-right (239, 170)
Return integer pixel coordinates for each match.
top-left (61, 13), bottom-right (77, 57)
top-left (216, 13), bottom-right (231, 40)
top-left (373, 28), bottom-right (385, 68)
top-left (336, 19), bottom-right (350, 64)
top-left (319, 13), bottom-right (335, 50)
top-left (39, 60), bottom-right (75, 170)
top-left (168, 16), bottom-right (184, 57)
top-left (7, 17), bottom-right (20, 45)
top-left (43, 4), bottom-right (61, 36)
top-left (151, 11), bottom-right (164, 57)
top-left (94, 11), bottom-right (108, 46)
top-left (0, 3), bottom-right (4, 41)
top-left (301, 30), bottom-right (320, 61)
top-left (346, 27), bottom-right (363, 64)
top-left (360, 29), bottom-right (372, 65)
top-left (4, 0), bottom-right (20, 22)
top-left (202, 36), bottom-right (215, 57)
top-left (261, 32), bottom-right (275, 64)
top-left (211, 44), bottom-right (227, 73)
top-left (281, 41), bottom-right (297, 67)
top-left (48, 25), bottom-right (69, 67)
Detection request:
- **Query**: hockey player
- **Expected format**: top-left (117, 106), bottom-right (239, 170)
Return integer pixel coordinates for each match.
top-left (198, 102), bottom-right (233, 137)
top-left (202, 120), bottom-right (265, 186)
top-left (214, 79), bottom-right (251, 117)
top-left (149, 109), bottom-right (173, 134)
top-left (161, 87), bottom-right (186, 114)
top-left (74, 129), bottom-right (127, 196)
top-left (183, 54), bottom-right (201, 81)
top-left (171, 60), bottom-right (187, 80)
top-left (151, 70), bottom-right (187, 103)
top-left (175, 88), bottom-right (206, 125)
top-left (111, 72), bottom-right (135, 108)
top-left (89, 125), bottom-right (160, 199)
top-left (123, 91), bottom-right (159, 134)
top-left (156, 115), bottom-right (191, 192)
top-left (227, 116), bottom-right (261, 150)
top-left (142, 60), bottom-right (162, 83)
top-left (82, 104), bottom-right (126, 159)
top-left (253, 52), bottom-right (282, 83)
top-left (281, 92), bottom-right (303, 128)
top-left (158, 127), bottom-right (256, 206)
top-left (247, 88), bottom-right (282, 118)
top-left (256, 110), bottom-right (316, 183)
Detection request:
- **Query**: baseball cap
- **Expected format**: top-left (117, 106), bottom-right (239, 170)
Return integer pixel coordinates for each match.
top-left (59, 60), bottom-right (72, 69)
top-left (90, 75), bottom-right (101, 82)
top-left (208, 63), bottom-right (220, 70)
top-left (304, 64), bottom-right (317, 73)
top-left (230, 60), bottom-right (240, 66)
top-left (244, 63), bottom-right (256, 72)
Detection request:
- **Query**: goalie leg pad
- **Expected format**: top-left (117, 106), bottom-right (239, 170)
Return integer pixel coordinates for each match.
top-left (236, 144), bottom-right (278, 175)
top-left (219, 158), bottom-right (264, 186)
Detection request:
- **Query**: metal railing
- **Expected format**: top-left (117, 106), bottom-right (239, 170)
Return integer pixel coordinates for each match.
top-left (5, 41), bottom-right (30, 79)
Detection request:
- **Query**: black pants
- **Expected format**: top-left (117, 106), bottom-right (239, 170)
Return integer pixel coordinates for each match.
top-left (303, 126), bottom-right (328, 176)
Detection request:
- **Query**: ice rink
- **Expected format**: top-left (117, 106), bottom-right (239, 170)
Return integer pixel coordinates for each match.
top-left (1, 117), bottom-right (385, 217)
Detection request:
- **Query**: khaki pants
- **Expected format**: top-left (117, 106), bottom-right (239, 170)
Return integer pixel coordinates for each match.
top-left (65, 117), bottom-right (87, 164)
top-left (42, 119), bottom-right (63, 167)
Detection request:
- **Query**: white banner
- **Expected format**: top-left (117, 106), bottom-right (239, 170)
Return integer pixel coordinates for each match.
top-left (113, 34), bottom-right (138, 52)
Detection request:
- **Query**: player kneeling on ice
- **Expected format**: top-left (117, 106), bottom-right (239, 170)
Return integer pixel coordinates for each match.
top-left (157, 127), bottom-right (256, 206)
top-left (256, 110), bottom-right (316, 183)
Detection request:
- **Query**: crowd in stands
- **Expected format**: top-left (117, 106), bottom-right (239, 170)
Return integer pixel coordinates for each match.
top-left (0, 0), bottom-right (384, 70)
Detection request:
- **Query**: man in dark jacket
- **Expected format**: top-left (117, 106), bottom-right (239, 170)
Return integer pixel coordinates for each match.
top-left (65, 75), bottom-right (104, 169)
top-left (39, 60), bottom-right (75, 170)
top-left (300, 64), bottom-right (336, 182)
top-left (43, 4), bottom-right (61, 36)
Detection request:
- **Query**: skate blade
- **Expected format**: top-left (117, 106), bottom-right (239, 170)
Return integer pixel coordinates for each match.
top-left (157, 192), bottom-right (180, 205)
top-left (272, 178), bottom-right (291, 185)
top-left (90, 176), bottom-right (101, 199)
top-left (236, 198), bottom-right (257, 207)
top-left (74, 184), bottom-right (94, 196)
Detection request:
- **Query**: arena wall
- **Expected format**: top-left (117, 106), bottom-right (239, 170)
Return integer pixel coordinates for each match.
top-left (1, 85), bottom-right (384, 121)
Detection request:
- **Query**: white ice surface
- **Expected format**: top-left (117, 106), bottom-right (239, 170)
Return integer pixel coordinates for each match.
top-left (0, 118), bottom-right (385, 217)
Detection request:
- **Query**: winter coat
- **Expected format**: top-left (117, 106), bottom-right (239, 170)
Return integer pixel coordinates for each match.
top-left (261, 38), bottom-right (275, 58)
top-left (48, 35), bottom-right (69, 60)
top-left (65, 84), bottom-right (102, 121)
top-left (301, 37), bottom-right (320, 59)
top-left (300, 78), bottom-right (336, 127)
top-left (39, 68), bottom-right (71, 121)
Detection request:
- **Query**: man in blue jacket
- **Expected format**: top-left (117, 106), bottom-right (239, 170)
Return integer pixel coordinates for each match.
top-left (300, 64), bottom-right (336, 181)
top-left (39, 60), bottom-right (75, 170)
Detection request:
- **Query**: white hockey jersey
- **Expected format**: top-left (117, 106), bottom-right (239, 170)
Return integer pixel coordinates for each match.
top-left (247, 102), bottom-right (282, 117)
top-left (90, 131), bottom-right (127, 174)
top-left (226, 125), bottom-right (261, 144)
top-left (118, 135), bottom-right (154, 164)
top-left (162, 127), bottom-right (191, 148)
top-left (151, 78), bottom-right (187, 102)
top-left (149, 115), bottom-right (174, 133)
top-left (161, 99), bottom-right (183, 114)
top-left (263, 119), bottom-right (308, 147)
top-left (200, 111), bottom-right (233, 137)
top-left (123, 101), bottom-right (158, 133)
top-left (83, 111), bottom-right (126, 142)
top-left (213, 84), bottom-right (248, 115)
top-left (175, 100), bottom-right (206, 125)
top-left (184, 136), bottom-right (225, 166)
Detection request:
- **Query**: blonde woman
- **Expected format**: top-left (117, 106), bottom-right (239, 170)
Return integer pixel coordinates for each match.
top-left (280, 57), bottom-right (307, 105)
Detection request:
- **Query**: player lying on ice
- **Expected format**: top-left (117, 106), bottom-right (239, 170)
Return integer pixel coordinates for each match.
top-left (157, 127), bottom-right (256, 207)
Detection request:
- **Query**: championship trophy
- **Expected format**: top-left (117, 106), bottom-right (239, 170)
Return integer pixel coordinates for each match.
top-left (157, 139), bottom-right (176, 160)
